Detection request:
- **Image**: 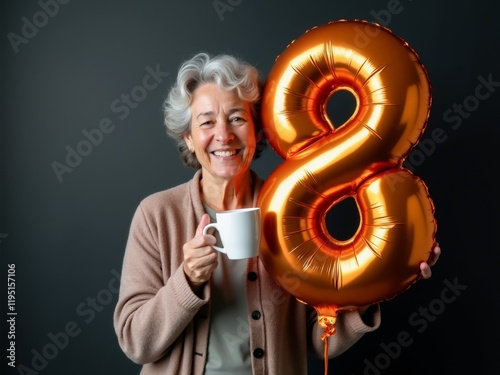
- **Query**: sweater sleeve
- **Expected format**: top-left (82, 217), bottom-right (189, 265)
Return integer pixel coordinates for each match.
top-left (307, 304), bottom-right (381, 358)
top-left (113, 203), bottom-right (208, 364)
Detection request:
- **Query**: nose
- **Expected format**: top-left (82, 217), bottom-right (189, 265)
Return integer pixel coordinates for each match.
top-left (214, 121), bottom-right (235, 144)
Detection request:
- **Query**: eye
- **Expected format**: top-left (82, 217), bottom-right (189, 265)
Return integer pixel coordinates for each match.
top-left (199, 120), bottom-right (215, 127)
top-left (230, 116), bottom-right (246, 125)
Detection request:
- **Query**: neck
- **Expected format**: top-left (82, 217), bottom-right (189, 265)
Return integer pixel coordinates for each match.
top-left (200, 172), bottom-right (254, 211)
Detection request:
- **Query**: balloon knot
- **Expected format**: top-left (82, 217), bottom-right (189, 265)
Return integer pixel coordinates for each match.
top-left (319, 315), bottom-right (337, 340)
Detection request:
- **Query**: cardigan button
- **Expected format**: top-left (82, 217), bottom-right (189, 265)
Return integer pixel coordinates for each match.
top-left (247, 271), bottom-right (258, 281)
top-left (253, 348), bottom-right (265, 358)
top-left (251, 310), bottom-right (261, 320)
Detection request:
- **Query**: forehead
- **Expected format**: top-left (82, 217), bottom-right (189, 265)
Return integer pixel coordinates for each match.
top-left (191, 83), bottom-right (247, 112)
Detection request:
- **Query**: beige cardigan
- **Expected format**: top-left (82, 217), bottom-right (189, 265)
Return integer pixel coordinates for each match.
top-left (113, 170), bottom-right (381, 374)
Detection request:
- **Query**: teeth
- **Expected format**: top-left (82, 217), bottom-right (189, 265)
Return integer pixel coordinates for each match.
top-left (213, 150), bottom-right (237, 157)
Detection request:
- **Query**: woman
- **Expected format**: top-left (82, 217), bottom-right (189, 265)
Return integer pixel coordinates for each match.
top-left (113, 52), bottom-right (440, 375)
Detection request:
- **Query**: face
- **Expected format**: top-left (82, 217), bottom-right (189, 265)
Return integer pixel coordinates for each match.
top-left (184, 82), bottom-right (257, 182)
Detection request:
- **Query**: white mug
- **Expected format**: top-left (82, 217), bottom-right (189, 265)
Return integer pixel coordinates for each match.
top-left (202, 207), bottom-right (261, 260)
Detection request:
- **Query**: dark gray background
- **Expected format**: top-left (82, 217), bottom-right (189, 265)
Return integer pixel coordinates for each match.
top-left (1, 0), bottom-right (498, 374)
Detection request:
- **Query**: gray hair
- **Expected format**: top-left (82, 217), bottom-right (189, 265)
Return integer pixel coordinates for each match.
top-left (163, 52), bottom-right (266, 169)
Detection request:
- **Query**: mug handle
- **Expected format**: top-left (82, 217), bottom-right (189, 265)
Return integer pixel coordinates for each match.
top-left (202, 223), bottom-right (225, 254)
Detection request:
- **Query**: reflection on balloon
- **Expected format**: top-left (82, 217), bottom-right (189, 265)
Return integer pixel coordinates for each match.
top-left (257, 20), bottom-right (437, 370)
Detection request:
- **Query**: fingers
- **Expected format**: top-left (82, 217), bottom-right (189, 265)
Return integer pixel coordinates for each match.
top-left (196, 213), bottom-right (211, 237)
top-left (183, 254), bottom-right (218, 288)
top-left (420, 262), bottom-right (432, 279)
top-left (429, 243), bottom-right (441, 267)
top-left (183, 214), bottom-right (218, 289)
top-left (419, 242), bottom-right (442, 280)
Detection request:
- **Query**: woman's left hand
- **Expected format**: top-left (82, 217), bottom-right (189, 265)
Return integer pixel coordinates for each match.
top-left (419, 242), bottom-right (441, 279)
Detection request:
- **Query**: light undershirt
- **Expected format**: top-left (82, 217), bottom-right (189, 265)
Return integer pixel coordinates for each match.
top-left (203, 205), bottom-right (252, 375)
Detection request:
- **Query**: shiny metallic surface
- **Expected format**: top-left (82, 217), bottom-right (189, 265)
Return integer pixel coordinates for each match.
top-left (258, 20), bottom-right (436, 313)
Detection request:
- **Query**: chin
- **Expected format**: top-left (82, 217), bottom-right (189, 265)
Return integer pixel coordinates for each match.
top-left (214, 166), bottom-right (249, 180)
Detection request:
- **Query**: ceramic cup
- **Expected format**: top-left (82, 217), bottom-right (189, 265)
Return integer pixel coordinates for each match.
top-left (202, 207), bottom-right (261, 260)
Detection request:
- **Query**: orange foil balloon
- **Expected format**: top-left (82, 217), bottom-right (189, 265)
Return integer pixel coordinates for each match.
top-left (258, 20), bottom-right (437, 334)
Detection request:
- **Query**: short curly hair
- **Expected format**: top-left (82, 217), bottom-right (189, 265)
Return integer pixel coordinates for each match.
top-left (163, 52), bottom-right (266, 169)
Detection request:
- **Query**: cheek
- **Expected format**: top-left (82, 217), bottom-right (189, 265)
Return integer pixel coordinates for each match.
top-left (193, 132), bottom-right (212, 149)
top-left (243, 126), bottom-right (258, 147)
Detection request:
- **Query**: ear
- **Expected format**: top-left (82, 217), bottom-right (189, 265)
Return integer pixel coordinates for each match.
top-left (183, 133), bottom-right (192, 149)
top-left (255, 130), bottom-right (261, 143)
top-left (254, 126), bottom-right (263, 144)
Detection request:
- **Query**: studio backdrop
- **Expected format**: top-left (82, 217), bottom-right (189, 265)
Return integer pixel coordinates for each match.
top-left (1, 0), bottom-right (498, 374)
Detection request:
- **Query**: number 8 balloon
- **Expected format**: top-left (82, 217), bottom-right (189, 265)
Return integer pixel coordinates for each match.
top-left (258, 20), bottom-right (437, 343)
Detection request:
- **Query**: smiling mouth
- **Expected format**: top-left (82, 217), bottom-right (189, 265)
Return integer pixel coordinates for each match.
top-left (212, 150), bottom-right (240, 157)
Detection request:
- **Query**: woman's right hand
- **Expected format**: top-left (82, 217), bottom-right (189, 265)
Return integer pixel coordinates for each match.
top-left (183, 213), bottom-right (218, 291)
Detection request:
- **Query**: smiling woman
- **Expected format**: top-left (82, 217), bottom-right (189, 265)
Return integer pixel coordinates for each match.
top-left (112, 52), bottom-right (383, 375)
top-left (112, 52), bottom-right (439, 375)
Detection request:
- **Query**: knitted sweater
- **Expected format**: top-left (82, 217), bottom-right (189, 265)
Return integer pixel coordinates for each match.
top-left (113, 169), bottom-right (381, 374)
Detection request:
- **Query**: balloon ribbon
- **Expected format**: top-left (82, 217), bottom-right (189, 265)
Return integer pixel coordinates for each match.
top-left (317, 308), bottom-right (338, 375)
